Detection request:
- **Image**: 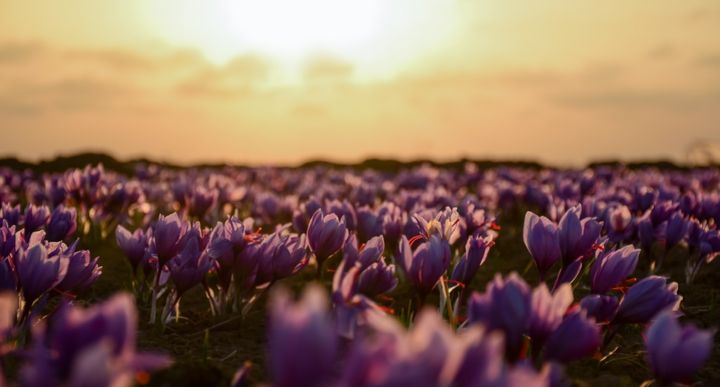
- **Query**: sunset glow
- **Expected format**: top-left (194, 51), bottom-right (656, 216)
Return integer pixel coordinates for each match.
top-left (144, 0), bottom-right (459, 80)
top-left (0, 0), bottom-right (719, 165)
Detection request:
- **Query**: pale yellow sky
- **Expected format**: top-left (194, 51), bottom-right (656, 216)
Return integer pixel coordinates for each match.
top-left (1, 0), bottom-right (719, 166)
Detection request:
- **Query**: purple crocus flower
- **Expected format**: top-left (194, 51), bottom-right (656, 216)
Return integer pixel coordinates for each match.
top-left (115, 225), bottom-right (147, 273)
top-left (645, 310), bottom-right (714, 384)
top-left (528, 283), bottom-right (573, 345)
top-left (606, 204), bottom-right (633, 243)
top-left (1, 203), bottom-right (21, 227)
top-left (664, 212), bottom-right (688, 249)
top-left (523, 211), bottom-right (561, 280)
top-left (413, 207), bottom-right (462, 245)
top-left (343, 234), bottom-right (384, 270)
top-left (378, 202), bottom-right (405, 250)
top-left (451, 234), bottom-right (494, 287)
top-left (271, 232), bottom-right (308, 281)
top-left (458, 199), bottom-right (495, 238)
top-left (167, 236), bottom-right (213, 297)
top-left (45, 206), bottom-right (77, 242)
top-left (255, 232), bottom-right (308, 285)
top-left (342, 309), bottom-right (460, 386)
top-left (558, 205), bottom-right (601, 266)
top-left (579, 294), bottom-right (619, 323)
top-left (0, 221), bottom-right (16, 258)
top-left (16, 243), bottom-right (68, 306)
top-left (356, 206), bottom-right (383, 243)
top-left (326, 199), bottom-right (357, 231)
top-left (268, 285), bottom-right (338, 387)
top-left (543, 311), bottom-right (601, 363)
top-left (307, 209), bottom-right (348, 274)
top-left (338, 234), bottom-right (396, 297)
top-left (45, 178), bottom-right (67, 208)
top-left (291, 197), bottom-right (322, 234)
top-left (650, 201), bottom-right (678, 225)
top-left (613, 276), bottom-right (681, 324)
top-left (0, 256), bottom-right (16, 291)
top-left (467, 273), bottom-right (531, 360)
top-left (55, 250), bottom-right (102, 295)
top-left (187, 187), bottom-right (217, 218)
top-left (636, 215), bottom-right (657, 252)
top-left (331, 262), bottom-right (385, 338)
top-left (151, 212), bottom-right (188, 267)
top-left (207, 216), bottom-right (252, 290)
top-left (21, 293), bottom-right (171, 386)
top-left (398, 235), bottom-right (451, 301)
top-left (452, 327), bottom-right (506, 387)
top-left (23, 204), bottom-right (50, 236)
top-left (589, 245), bottom-right (639, 294)
top-left (231, 240), bottom-right (262, 295)
top-left (356, 259), bottom-right (397, 297)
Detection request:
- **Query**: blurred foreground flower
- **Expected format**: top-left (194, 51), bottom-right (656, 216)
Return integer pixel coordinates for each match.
top-left (645, 310), bottom-right (714, 384)
top-left (20, 293), bottom-right (171, 387)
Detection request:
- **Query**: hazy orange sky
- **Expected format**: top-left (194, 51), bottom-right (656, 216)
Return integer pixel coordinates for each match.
top-left (1, 0), bottom-right (719, 166)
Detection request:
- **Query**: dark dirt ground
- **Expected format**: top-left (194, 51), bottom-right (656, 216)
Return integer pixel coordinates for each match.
top-left (82, 207), bottom-right (720, 387)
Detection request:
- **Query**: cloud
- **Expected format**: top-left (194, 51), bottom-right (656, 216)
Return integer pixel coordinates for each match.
top-left (0, 96), bottom-right (44, 116)
top-left (647, 44), bottom-right (676, 59)
top-left (290, 103), bottom-right (328, 118)
top-left (64, 48), bottom-right (154, 71)
top-left (695, 53), bottom-right (720, 68)
top-left (688, 7), bottom-right (720, 23)
top-left (176, 54), bottom-right (271, 97)
top-left (0, 41), bottom-right (45, 64)
top-left (303, 56), bottom-right (354, 82)
top-left (0, 77), bottom-right (136, 116)
top-left (553, 88), bottom-right (720, 111)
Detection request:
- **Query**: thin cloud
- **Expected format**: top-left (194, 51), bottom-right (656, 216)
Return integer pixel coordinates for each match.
top-left (553, 88), bottom-right (720, 111)
top-left (176, 54), bottom-right (272, 97)
top-left (303, 56), bottom-right (354, 82)
top-left (290, 103), bottom-right (328, 118)
top-left (694, 53), bottom-right (720, 68)
top-left (647, 44), bottom-right (676, 59)
top-left (0, 41), bottom-right (46, 64)
top-left (64, 49), bottom-right (155, 71)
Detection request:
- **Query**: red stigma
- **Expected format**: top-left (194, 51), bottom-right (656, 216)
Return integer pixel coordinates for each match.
top-left (408, 234), bottom-right (425, 247)
top-left (611, 277), bottom-right (638, 293)
top-left (518, 336), bottom-right (531, 360)
top-left (565, 303), bottom-right (581, 316)
top-left (378, 305), bottom-right (396, 315)
top-left (135, 371), bottom-right (151, 385)
top-left (447, 279), bottom-right (466, 289)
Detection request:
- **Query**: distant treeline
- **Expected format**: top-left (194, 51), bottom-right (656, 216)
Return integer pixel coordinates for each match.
top-left (0, 152), bottom-right (712, 175)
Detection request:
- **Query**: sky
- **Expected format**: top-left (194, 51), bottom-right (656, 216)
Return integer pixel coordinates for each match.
top-left (1, 0), bottom-right (719, 166)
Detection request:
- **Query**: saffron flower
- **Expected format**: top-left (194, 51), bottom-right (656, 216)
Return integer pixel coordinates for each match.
top-left (307, 209), bottom-right (348, 275)
top-left (589, 245), bottom-right (639, 294)
top-left (523, 211), bottom-right (561, 280)
top-left (645, 310), bottom-right (714, 384)
top-left (398, 235), bottom-right (451, 302)
top-left (614, 276), bottom-right (681, 324)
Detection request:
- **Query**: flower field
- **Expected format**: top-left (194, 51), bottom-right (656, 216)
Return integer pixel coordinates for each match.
top-left (0, 158), bottom-right (718, 386)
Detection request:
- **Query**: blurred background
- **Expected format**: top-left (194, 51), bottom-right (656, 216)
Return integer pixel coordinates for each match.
top-left (1, 0), bottom-right (719, 166)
